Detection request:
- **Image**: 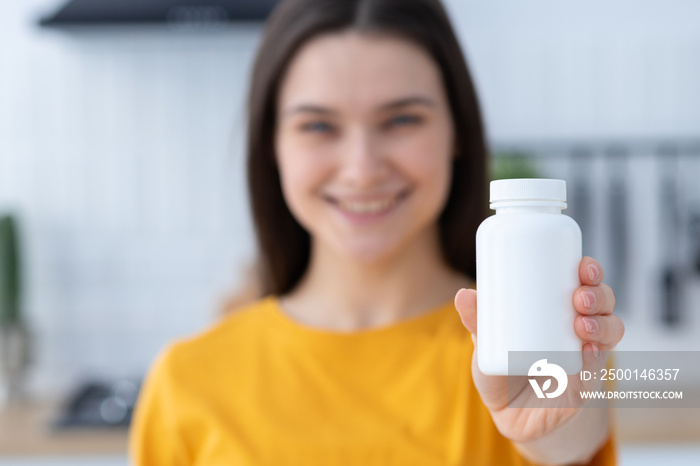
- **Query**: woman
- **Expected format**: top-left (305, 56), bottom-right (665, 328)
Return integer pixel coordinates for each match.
top-left (130, 0), bottom-right (623, 464)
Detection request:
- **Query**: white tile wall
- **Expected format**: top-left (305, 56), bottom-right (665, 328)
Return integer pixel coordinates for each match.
top-left (1, 1), bottom-right (261, 395)
top-left (1, 0), bottom-right (700, 397)
top-left (448, 0), bottom-right (700, 141)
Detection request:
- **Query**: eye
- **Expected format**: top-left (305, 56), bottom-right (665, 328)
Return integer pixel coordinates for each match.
top-left (301, 121), bottom-right (334, 133)
top-left (384, 114), bottom-right (422, 129)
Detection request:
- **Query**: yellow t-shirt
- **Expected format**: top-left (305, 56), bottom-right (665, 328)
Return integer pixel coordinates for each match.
top-left (129, 295), bottom-right (616, 465)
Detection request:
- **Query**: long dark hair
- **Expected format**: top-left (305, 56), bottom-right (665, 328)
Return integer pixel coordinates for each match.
top-left (247, 0), bottom-right (489, 296)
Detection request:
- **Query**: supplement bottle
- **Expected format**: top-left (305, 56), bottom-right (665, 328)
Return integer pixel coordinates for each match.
top-left (476, 178), bottom-right (582, 376)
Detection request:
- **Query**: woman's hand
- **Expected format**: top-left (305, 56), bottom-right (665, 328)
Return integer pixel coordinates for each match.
top-left (454, 257), bottom-right (624, 461)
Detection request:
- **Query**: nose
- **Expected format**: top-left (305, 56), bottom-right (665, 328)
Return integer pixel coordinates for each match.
top-left (339, 129), bottom-right (388, 187)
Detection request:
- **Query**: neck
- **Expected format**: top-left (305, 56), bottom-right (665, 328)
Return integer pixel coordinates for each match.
top-left (278, 226), bottom-right (472, 331)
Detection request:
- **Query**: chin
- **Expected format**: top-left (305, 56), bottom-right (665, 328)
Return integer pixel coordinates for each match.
top-left (338, 239), bottom-right (403, 265)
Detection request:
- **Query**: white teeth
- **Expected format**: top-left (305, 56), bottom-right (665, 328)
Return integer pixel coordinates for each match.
top-left (336, 197), bottom-right (398, 214)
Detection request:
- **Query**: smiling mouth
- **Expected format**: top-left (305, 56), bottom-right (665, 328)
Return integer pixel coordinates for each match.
top-left (325, 190), bottom-right (411, 215)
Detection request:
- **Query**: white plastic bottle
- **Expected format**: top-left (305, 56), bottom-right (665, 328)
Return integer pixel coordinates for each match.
top-left (476, 178), bottom-right (582, 376)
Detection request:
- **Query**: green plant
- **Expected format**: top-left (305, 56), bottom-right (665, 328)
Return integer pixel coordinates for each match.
top-left (0, 214), bottom-right (21, 327)
top-left (490, 151), bottom-right (541, 181)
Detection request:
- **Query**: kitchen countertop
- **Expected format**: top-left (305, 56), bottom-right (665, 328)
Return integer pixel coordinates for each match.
top-left (1, 397), bottom-right (698, 456)
top-left (0, 399), bottom-right (128, 456)
top-left (615, 405), bottom-right (700, 443)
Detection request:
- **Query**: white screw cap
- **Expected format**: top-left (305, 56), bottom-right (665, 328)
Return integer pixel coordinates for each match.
top-left (490, 178), bottom-right (567, 203)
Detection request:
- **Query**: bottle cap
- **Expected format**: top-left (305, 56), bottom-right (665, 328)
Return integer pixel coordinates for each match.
top-left (490, 178), bottom-right (567, 206)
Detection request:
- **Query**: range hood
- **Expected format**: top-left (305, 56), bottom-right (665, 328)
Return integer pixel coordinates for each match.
top-left (38, 0), bottom-right (280, 27)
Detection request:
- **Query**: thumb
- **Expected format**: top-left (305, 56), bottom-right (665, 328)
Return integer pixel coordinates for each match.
top-left (454, 288), bottom-right (477, 336)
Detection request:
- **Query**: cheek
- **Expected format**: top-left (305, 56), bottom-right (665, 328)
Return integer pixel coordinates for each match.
top-left (396, 128), bottom-right (454, 209)
top-left (276, 145), bottom-right (334, 228)
top-left (414, 158), bottom-right (452, 221)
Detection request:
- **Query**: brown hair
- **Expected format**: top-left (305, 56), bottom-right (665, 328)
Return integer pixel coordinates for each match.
top-left (246, 0), bottom-right (489, 297)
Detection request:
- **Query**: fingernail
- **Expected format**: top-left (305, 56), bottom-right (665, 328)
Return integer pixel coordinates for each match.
top-left (582, 290), bottom-right (596, 308)
top-left (592, 344), bottom-right (600, 359)
top-left (582, 317), bottom-right (598, 334)
top-left (587, 264), bottom-right (600, 281)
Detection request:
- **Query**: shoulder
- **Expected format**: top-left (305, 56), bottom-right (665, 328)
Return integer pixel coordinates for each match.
top-left (149, 296), bottom-right (276, 381)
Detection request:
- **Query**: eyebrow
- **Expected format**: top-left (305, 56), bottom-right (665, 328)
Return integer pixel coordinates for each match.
top-left (379, 96), bottom-right (436, 111)
top-left (281, 95), bottom-right (436, 118)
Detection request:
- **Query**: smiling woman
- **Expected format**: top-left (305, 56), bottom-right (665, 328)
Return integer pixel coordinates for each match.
top-left (129, 0), bottom-right (620, 464)
top-left (246, 0), bottom-right (490, 300)
top-left (274, 32), bottom-right (456, 269)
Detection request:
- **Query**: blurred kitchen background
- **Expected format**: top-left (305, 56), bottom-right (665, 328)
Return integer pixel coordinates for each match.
top-left (1, 0), bottom-right (699, 464)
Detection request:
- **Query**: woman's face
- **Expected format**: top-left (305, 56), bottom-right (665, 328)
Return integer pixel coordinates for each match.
top-left (275, 31), bottom-right (455, 264)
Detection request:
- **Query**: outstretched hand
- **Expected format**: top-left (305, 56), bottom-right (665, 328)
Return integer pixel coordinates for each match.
top-left (454, 256), bottom-right (624, 443)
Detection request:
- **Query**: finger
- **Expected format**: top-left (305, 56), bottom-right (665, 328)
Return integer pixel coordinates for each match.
top-left (579, 256), bottom-right (604, 286)
top-left (575, 314), bottom-right (625, 350)
top-left (454, 288), bottom-right (477, 335)
top-left (580, 343), bottom-right (609, 392)
top-left (469, 340), bottom-right (523, 411)
top-left (574, 283), bottom-right (616, 316)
